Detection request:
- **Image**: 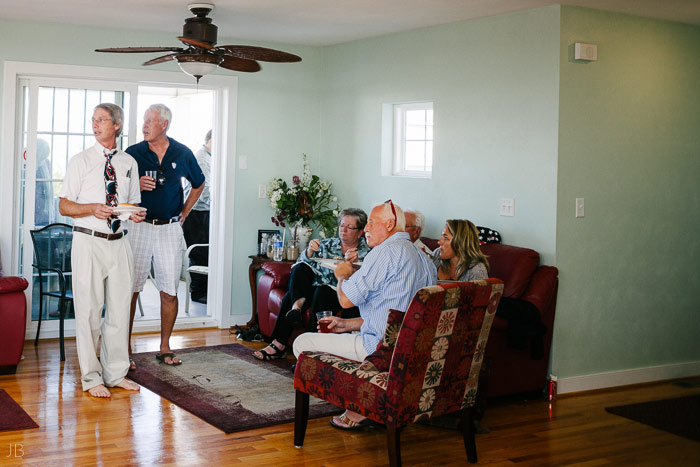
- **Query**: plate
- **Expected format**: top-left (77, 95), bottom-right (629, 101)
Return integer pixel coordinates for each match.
top-left (113, 205), bottom-right (146, 214)
top-left (313, 258), bottom-right (362, 270)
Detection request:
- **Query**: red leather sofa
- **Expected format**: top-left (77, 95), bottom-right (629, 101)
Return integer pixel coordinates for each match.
top-left (255, 239), bottom-right (559, 397)
top-left (0, 272), bottom-right (29, 375)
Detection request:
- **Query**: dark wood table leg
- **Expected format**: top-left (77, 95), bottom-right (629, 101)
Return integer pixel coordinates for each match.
top-left (246, 258), bottom-right (264, 328)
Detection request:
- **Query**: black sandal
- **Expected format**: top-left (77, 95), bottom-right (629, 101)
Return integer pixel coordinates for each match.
top-left (253, 342), bottom-right (285, 361)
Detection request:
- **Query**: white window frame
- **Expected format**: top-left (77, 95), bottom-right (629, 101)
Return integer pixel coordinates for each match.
top-left (1, 61), bottom-right (238, 336)
top-left (381, 101), bottom-right (433, 178)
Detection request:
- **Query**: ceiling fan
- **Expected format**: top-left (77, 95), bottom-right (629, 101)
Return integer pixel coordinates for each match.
top-left (95, 2), bottom-right (301, 82)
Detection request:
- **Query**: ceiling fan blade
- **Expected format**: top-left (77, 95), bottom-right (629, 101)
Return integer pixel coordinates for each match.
top-left (143, 54), bottom-right (179, 66)
top-left (218, 45), bottom-right (301, 63)
top-left (220, 56), bottom-right (262, 73)
top-left (177, 36), bottom-right (215, 50)
top-left (95, 46), bottom-right (183, 53)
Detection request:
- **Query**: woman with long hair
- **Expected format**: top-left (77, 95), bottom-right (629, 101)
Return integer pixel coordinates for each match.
top-left (432, 219), bottom-right (489, 281)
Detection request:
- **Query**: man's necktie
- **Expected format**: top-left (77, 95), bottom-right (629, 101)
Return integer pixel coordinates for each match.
top-left (104, 148), bottom-right (120, 233)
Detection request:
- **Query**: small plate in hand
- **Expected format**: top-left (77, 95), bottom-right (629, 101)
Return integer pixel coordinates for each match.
top-left (112, 205), bottom-right (146, 215)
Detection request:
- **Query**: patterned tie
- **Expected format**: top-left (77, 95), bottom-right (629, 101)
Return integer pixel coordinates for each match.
top-left (104, 148), bottom-right (121, 232)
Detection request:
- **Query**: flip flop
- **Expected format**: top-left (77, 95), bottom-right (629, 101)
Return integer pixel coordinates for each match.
top-left (155, 352), bottom-right (182, 365)
top-left (329, 412), bottom-right (378, 431)
top-left (128, 357), bottom-right (136, 371)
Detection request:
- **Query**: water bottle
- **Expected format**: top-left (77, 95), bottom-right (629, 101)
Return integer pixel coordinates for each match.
top-left (273, 233), bottom-right (283, 261)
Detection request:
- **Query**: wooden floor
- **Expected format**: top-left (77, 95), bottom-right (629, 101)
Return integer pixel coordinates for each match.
top-left (1, 329), bottom-right (699, 466)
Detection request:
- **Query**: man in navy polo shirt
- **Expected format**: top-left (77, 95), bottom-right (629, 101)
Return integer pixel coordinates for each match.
top-left (126, 103), bottom-right (204, 367)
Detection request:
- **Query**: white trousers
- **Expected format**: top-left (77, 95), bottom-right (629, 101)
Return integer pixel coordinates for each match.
top-left (293, 332), bottom-right (368, 362)
top-left (71, 232), bottom-right (133, 391)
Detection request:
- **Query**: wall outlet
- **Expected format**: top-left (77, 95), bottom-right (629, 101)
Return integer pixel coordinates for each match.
top-left (499, 198), bottom-right (515, 217)
top-left (258, 184), bottom-right (267, 199)
top-left (576, 198), bottom-right (585, 218)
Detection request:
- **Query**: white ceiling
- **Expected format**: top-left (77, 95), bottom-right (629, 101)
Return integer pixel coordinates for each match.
top-left (0, 0), bottom-right (698, 46)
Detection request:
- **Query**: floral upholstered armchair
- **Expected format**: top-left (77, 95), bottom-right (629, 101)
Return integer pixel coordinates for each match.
top-left (293, 279), bottom-right (504, 465)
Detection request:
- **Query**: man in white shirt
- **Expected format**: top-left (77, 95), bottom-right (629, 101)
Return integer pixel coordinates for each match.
top-left (58, 103), bottom-right (146, 398)
top-left (405, 209), bottom-right (432, 254)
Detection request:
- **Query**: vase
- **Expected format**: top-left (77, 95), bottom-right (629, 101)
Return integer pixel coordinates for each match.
top-left (292, 224), bottom-right (313, 253)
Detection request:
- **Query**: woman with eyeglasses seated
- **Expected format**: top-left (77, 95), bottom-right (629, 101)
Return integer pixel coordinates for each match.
top-left (253, 208), bottom-right (370, 361)
top-left (432, 219), bottom-right (489, 282)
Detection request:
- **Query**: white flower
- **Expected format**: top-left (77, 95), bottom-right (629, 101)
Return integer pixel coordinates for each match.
top-left (332, 196), bottom-right (338, 202)
top-left (332, 209), bottom-right (339, 216)
top-left (268, 178), bottom-right (281, 191)
top-left (319, 231), bottom-right (326, 239)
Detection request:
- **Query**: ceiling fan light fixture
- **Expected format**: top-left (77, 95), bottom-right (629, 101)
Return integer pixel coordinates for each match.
top-left (176, 54), bottom-right (222, 80)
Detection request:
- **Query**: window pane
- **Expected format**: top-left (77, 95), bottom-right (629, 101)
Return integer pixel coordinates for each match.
top-left (37, 87), bottom-right (54, 133)
top-left (84, 90), bottom-right (100, 129)
top-left (52, 135), bottom-right (68, 179)
top-left (426, 142), bottom-right (433, 169)
top-left (68, 134), bottom-right (87, 162)
top-left (405, 141), bottom-right (426, 171)
top-left (405, 123), bottom-right (426, 140)
top-left (405, 109), bottom-right (426, 125)
top-left (54, 88), bottom-right (69, 134)
top-left (101, 90), bottom-right (116, 104)
top-left (69, 89), bottom-right (86, 134)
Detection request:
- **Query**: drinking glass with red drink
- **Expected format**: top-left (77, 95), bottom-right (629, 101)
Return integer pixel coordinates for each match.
top-left (317, 311), bottom-right (333, 333)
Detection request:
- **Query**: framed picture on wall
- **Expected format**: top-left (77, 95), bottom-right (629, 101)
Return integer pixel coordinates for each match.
top-left (257, 229), bottom-right (280, 253)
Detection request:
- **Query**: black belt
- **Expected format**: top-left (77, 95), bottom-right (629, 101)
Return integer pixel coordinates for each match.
top-left (73, 226), bottom-right (127, 240)
top-left (145, 217), bottom-right (179, 225)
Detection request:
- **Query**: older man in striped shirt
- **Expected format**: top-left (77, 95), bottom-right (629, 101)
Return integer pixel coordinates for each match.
top-left (293, 200), bottom-right (437, 430)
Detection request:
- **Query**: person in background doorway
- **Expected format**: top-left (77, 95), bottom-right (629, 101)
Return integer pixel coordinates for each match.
top-left (183, 129), bottom-right (212, 304)
top-left (34, 138), bottom-right (53, 226)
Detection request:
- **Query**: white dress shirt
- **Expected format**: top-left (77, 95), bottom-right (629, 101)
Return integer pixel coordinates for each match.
top-left (59, 143), bottom-right (141, 234)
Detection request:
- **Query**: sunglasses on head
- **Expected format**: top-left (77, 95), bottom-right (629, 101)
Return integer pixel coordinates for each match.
top-left (384, 199), bottom-right (397, 225)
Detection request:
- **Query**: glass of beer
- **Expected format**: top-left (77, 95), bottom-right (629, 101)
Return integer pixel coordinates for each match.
top-left (317, 311), bottom-right (333, 333)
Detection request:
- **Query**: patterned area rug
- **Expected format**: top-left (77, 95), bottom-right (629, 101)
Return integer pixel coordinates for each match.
top-left (0, 389), bottom-right (38, 432)
top-left (128, 343), bottom-right (341, 433)
top-left (605, 394), bottom-right (700, 441)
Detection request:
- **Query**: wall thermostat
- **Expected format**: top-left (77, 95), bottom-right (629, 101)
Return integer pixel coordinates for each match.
top-left (575, 43), bottom-right (597, 61)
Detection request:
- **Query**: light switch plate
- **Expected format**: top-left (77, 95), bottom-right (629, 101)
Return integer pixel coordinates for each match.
top-left (258, 184), bottom-right (267, 199)
top-left (575, 198), bottom-right (584, 218)
top-left (500, 198), bottom-right (515, 217)
top-left (239, 155), bottom-right (248, 170)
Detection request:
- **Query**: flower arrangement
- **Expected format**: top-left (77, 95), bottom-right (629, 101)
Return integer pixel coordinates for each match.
top-left (267, 154), bottom-right (340, 238)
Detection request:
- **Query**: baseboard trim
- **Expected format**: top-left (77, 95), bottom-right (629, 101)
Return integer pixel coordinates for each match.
top-left (558, 361), bottom-right (700, 394)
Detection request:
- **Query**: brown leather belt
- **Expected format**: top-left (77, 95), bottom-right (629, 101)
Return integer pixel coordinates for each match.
top-left (145, 217), bottom-right (179, 225)
top-left (73, 226), bottom-right (127, 240)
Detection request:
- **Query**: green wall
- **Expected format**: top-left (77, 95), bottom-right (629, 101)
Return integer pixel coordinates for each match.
top-left (554, 7), bottom-right (700, 377)
top-left (319, 7), bottom-right (561, 261)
